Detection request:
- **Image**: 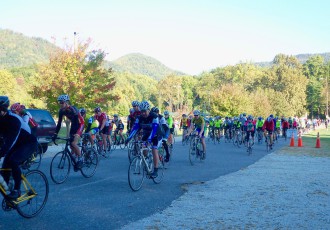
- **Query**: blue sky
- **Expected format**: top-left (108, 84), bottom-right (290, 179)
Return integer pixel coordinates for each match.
top-left (1, 0), bottom-right (330, 75)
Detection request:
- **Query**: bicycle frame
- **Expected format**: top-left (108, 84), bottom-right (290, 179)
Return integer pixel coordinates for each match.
top-left (0, 169), bottom-right (37, 205)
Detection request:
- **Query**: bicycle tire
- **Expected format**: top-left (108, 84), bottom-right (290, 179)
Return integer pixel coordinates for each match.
top-left (189, 138), bottom-right (198, 165)
top-left (50, 151), bottom-right (71, 184)
top-left (81, 148), bottom-right (99, 178)
top-left (153, 153), bottom-right (165, 184)
top-left (16, 170), bottom-right (49, 218)
top-left (128, 156), bottom-right (145, 191)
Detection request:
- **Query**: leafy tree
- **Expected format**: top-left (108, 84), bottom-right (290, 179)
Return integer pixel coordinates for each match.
top-left (31, 41), bottom-right (116, 115)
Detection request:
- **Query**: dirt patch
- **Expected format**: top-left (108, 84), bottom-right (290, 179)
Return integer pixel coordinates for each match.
top-left (277, 146), bottom-right (330, 158)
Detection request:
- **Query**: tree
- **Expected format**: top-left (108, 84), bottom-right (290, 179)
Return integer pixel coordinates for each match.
top-left (31, 41), bottom-right (116, 115)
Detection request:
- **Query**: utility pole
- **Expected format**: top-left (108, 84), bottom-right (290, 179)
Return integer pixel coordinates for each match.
top-left (73, 32), bottom-right (77, 53)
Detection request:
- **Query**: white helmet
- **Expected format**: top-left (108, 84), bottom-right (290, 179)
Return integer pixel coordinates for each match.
top-left (139, 101), bottom-right (150, 111)
top-left (193, 110), bottom-right (200, 116)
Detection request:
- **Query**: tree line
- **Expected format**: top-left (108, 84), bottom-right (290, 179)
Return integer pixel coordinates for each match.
top-left (0, 40), bottom-right (329, 119)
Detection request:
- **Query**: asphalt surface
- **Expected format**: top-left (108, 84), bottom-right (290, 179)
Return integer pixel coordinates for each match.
top-left (0, 135), bottom-right (287, 229)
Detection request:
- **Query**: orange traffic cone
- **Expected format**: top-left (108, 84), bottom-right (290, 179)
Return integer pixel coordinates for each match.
top-left (315, 132), bottom-right (321, 148)
top-left (297, 132), bottom-right (303, 147)
top-left (290, 133), bottom-right (295, 147)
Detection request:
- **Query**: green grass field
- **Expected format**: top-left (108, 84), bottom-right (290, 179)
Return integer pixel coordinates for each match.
top-left (278, 128), bottom-right (330, 157)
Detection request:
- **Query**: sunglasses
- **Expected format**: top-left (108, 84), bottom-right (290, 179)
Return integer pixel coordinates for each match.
top-left (59, 101), bottom-right (65, 104)
top-left (194, 115), bottom-right (199, 117)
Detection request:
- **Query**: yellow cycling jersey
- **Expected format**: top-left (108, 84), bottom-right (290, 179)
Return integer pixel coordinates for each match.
top-left (192, 116), bottom-right (205, 129)
top-left (181, 118), bottom-right (188, 127)
top-left (214, 119), bottom-right (222, 128)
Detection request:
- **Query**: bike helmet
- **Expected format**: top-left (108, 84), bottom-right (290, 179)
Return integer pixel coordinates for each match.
top-left (57, 94), bottom-right (70, 102)
top-left (94, 107), bottom-right (101, 113)
top-left (132, 100), bottom-right (140, 107)
top-left (225, 116), bottom-right (228, 119)
top-left (10, 102), bottom-right (23, 113)
top-left (151, 107), bottom-right (159, 113)
top-left (258, 116), bottom-right (262, 120)
top-left (243, 113), bottom-right (246, 117)
top-left (164, 110), bottom-right (169, 116)
top-left (0, 96), bottom-right (10, 111)
top-left (139, 101), bottom-right (150, 111)
top-left (247, 115), bottom-right (253, 120)
top-left (193, 110), bottom-right (200, 116)
top-left (113, 114), bottom-right (118, 117)
top-left (270, 114), bottom-right (274, 118)
top-left (182, 114), bottom-right (187, 117)
top-left (267, 117), bottom-right (272, 122)
top-left (79, 108), bottom-right (86, 115)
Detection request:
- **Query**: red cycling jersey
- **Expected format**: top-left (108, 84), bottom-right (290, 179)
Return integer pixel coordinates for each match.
top-left (262, 119), bottom-right (274, 132)
top-left (282, 120), bottom-right (289, 129)
top-left (94, 112), bottom-right (107, 129)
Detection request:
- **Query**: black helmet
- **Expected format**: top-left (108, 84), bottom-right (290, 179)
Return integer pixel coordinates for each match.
top-left (0, 96), bottom-right (10, 109)
top-left (151, 107), bottom-right (159, 113)
top-left (94, 107), bottom-right (101, 113)
top-left (79, 108), bottom-right (86, 115)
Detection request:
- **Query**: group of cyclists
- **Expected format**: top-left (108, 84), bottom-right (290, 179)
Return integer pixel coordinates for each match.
top-left (180, 113), bottom-right (295, 151)
top-left (0, 92), bottom-right (306, 202)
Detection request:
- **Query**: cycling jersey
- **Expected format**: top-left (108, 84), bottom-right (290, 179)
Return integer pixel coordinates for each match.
top-left (256, 120), bottom-right (264, 128)
top-left (192, 116), bottom-right (205, 129)
top-left (55, 105), bottom-right (84, 137)
top-left (214, 119), bottom-right (222, 128)
top-left (128, 112), bottom-right (160, 148)
top-left (180, 117), bottom-right (188, 128)
top-left (244, 120), bottom-right (256, 132)
top-left (166, 116), bottom-right (174, 128)
top-left (262, 119), bottom-right (274, 132)
top-left (276, 120), bottom-right (281, 128)
top-left (94, 112), bottom-right (107, 129)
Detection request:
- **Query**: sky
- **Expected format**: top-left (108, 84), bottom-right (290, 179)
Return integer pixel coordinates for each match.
top-left (1, 0), bottom-right (330, 75)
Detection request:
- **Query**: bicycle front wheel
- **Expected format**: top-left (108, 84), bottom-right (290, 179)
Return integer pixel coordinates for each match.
top-left (153, 153), bottom-right (165, 184)
top-left (189, 139), bottom-right (198, 165)
top-left (128, 156), bottom-right (145, 191)
top-left (50, 151), bottom-right (71, 184)
top-left (81, 148), bottom-right (99, 178)
top-left (16, 170), bottom-right (49, 218)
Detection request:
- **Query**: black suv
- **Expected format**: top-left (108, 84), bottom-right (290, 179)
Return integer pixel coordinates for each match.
top-left (26, 109), bottom-right (56, 153)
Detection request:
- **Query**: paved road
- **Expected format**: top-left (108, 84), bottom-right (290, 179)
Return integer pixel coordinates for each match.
top-left (0, 135), bottom-right (288, 230)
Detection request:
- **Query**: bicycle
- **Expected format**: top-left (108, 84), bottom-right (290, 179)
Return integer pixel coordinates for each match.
top-left (188, 133), bottom-right (205, 165)
top-left (246, 132), bottom-right (254, 155)
top-left (21, 142), bottom-right (44, 171)
top-left (112, 132), bottom-right (127, 150)
top-left (232, 129), bottom-right (242, 147)
top-left (128, 141), bottom-right (165, 191)
top-left (0, 165), bottom-right (49, 218)
top-left (265, 131), bottom-right (273, 152)
top-left (93, 133), bottom-right (111, 158)
top-left (50, 137), bottom-right (99, 184)
top-left (181, 128), bottom-right (190, 146)
top-left (257, 129), bottom-right (263, 144)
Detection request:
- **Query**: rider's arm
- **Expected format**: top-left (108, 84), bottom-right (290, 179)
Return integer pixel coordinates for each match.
top-left (54, 110), bottom-right (64, 134)
top-left (0, 115), bottom-right (21, 157)
top-left (127, 118), bottom-right (140, 140)
top-left (148, 116), bottom-right (159, 140)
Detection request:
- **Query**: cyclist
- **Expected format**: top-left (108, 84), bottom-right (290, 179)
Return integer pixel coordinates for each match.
top-left (81, 109), bottom-right (99, 147)
top-left (127, 101), bottom-right (141, 133)
top-left (244, 115), bottom-right (256, 145)
top-left (0, 96), bottom-right (38, 199)
top-left (275, 117), bottom-right (281, 138)
top-left (186, 110), bottom-right (206, 159)
top-left (223, 116), bottom-right (233, 140)
top-left (214, 116), bottom-right (222, 140)
top-left (94, 107), bottom-right (108, 154)
top-left (281, 118), bottom-right (289, 138)
top-left (164, 111), bottom-right (174, 145)
top-left (52, 95), bottom-right (84, 168)
top-left (180, 114), bottom-right (189, 142)
top-left (151, 107), bottom-right (171, 162)
top-left (126, 101), bottom-right (160, 178)
top-left (208, 117), bottom-right (215, 139)
top-left (256, 116), bottom-right (264, 142)
top-left (262, 116), bottom-right (275, 149)
top-left (112, 114), bottom-right (125, 144)
top-left (10, 103), bottom-right (38, 136)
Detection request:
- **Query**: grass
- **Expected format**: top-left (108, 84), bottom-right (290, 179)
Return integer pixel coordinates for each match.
top-left (277, 128), bottom-right (330, 157)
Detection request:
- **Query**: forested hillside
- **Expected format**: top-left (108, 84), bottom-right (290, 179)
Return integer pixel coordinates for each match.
top-left (0, 29), bottom-right (59, 68)
top-left (104, 53), bottom-right (185, 80)
top-left (255, 52), bottom-right (330, 67)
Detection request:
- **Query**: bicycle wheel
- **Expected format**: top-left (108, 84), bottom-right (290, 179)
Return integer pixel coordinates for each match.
top-left (128, 156), bottom-right (145, 191)
top-left (81, 148), bottom-right (99, 178)
top-left (189, 139), bottom-right (198, 165)
top-left (128, 142), bottom-right (137, 163)
top-left (50, 151), bottom-right (71, 184)
top-left (153, 153), bottom-right (165, 184)
top-left (16, 170), bottom-right (49, 218)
